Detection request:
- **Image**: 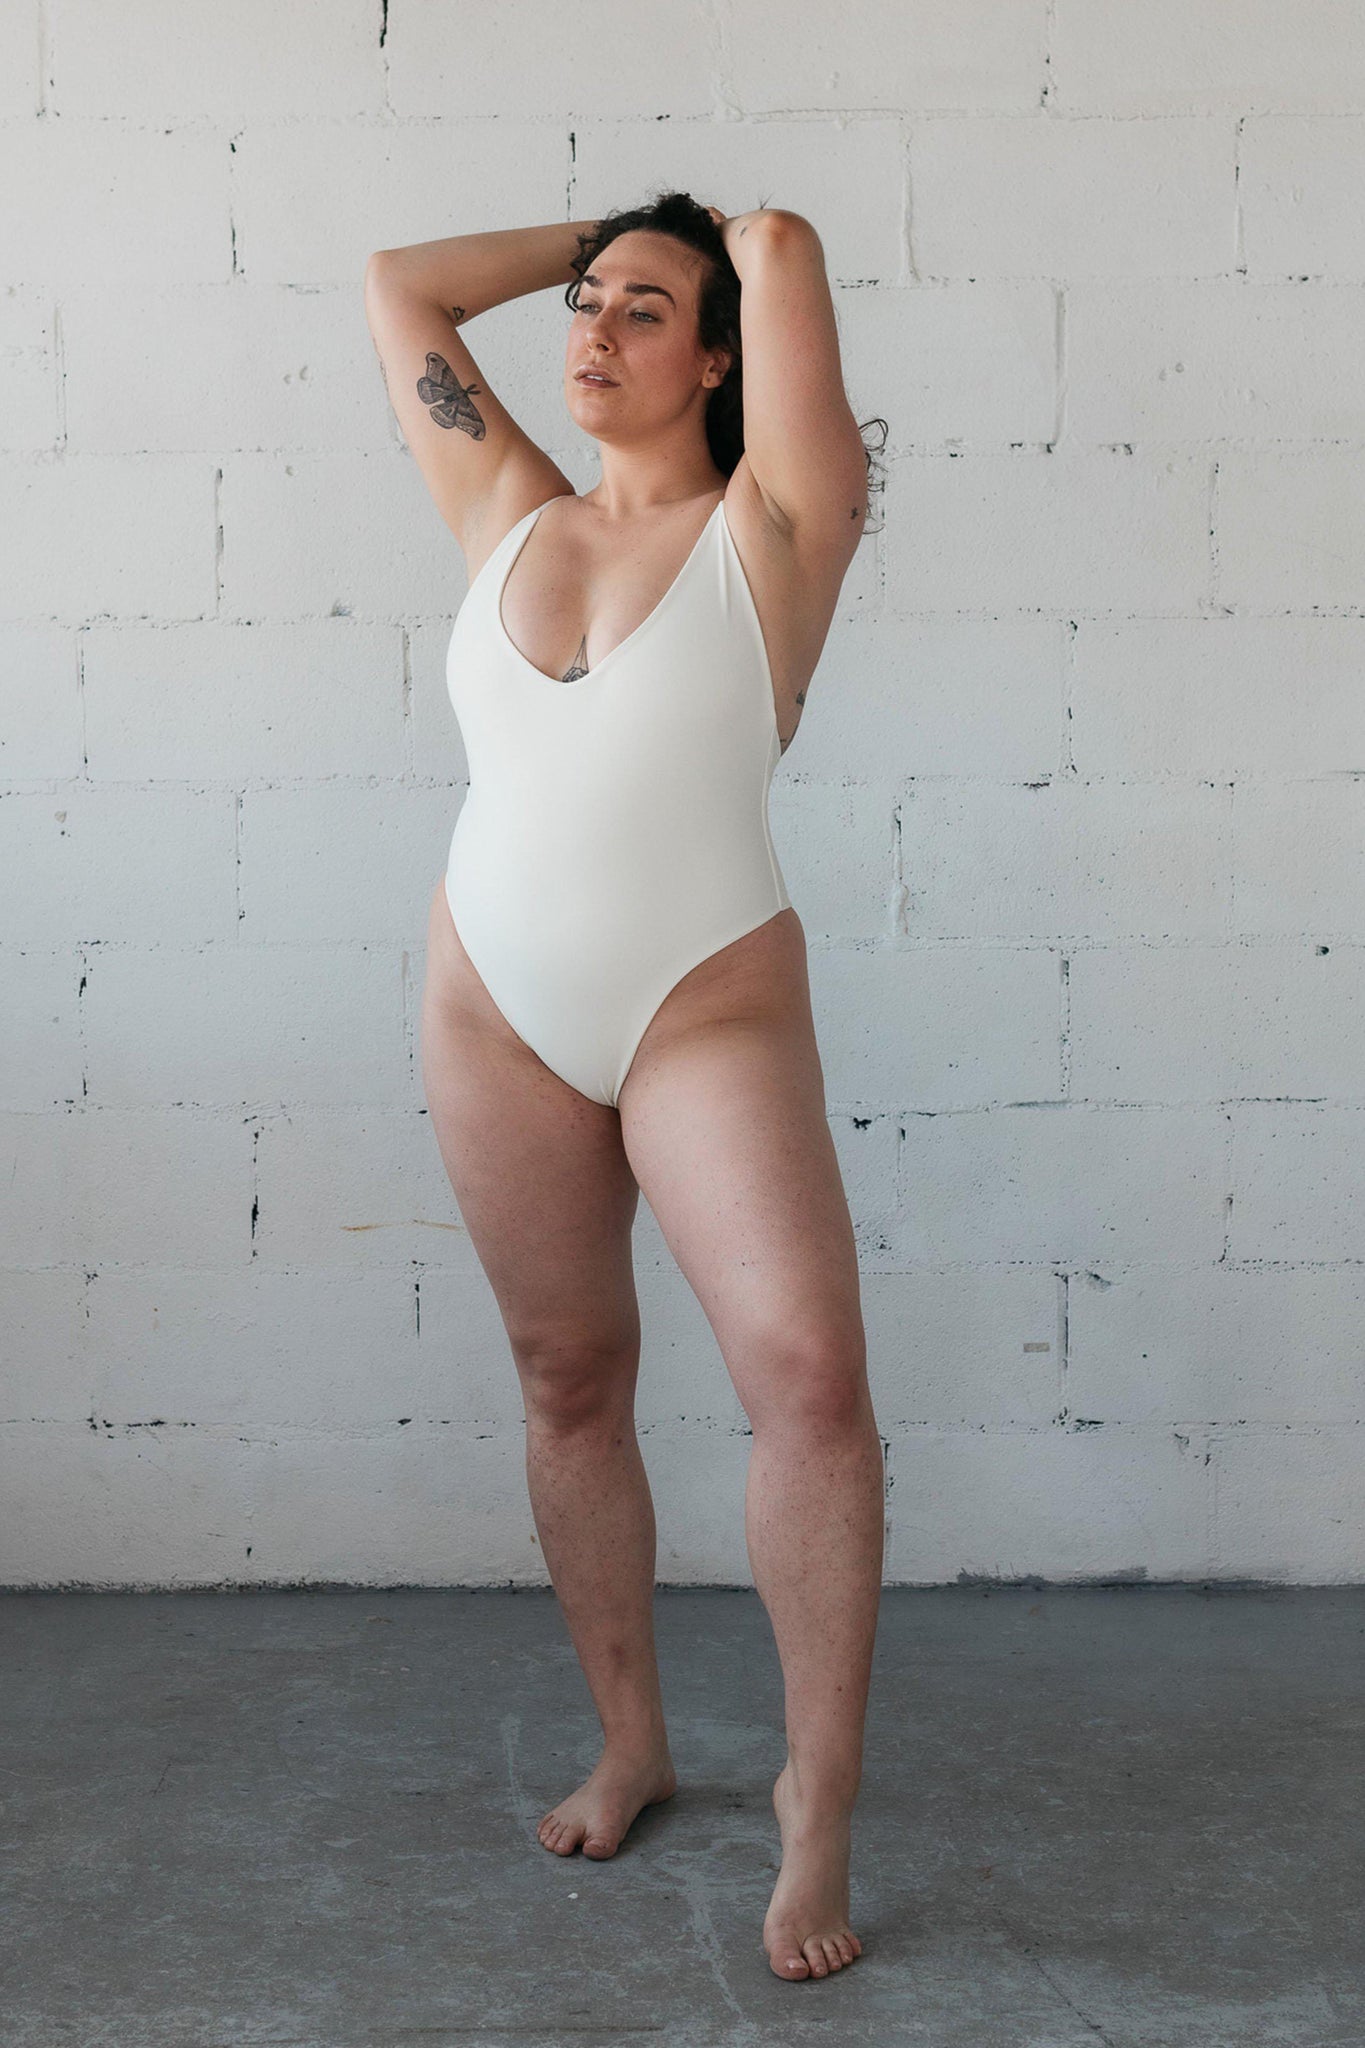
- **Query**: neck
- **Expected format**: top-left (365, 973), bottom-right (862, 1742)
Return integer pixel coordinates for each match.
top-left (587, 432), bottom-right (726, 522)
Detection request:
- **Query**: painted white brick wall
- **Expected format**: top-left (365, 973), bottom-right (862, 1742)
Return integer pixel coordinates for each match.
top-left (3, 0), bottom-right (1363, 1588)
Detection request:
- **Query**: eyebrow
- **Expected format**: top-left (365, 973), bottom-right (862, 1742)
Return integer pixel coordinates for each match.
top-left (581, 270), bottom-right (676, 309)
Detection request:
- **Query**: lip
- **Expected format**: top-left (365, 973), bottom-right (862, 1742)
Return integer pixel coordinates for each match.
top-left (575, 368), bottom-right (618, 386)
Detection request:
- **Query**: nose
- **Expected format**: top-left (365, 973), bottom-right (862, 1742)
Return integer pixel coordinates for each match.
top-left (581, 303), bottom-right (616, 343)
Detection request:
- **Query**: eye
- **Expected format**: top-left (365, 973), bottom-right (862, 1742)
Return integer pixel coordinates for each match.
top-left (577, 299), bottom-right (658, 322)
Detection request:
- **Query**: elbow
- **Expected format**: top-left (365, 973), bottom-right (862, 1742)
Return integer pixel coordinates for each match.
top-left (764, 209), bottom-right (819, 246)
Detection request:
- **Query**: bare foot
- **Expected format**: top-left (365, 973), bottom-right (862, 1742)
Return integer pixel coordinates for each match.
top-left (762, 1763), bottom-right (864, 1981)
top-left (536, 1744), bottom-right (678, 1859)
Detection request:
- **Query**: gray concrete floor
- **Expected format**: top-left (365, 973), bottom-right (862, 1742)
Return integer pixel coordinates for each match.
top-left (2, 1584), bottom-right (1362, 2048)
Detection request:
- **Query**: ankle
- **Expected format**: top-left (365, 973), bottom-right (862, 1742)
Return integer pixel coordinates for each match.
top-left (600, 1721), bottom-right (672, 1763)
top-left (777, 1758), bottom-right (860, 1821)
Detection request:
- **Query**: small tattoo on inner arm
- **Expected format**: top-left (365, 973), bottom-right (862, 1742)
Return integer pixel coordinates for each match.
top-left (415, 350), bottom-right (486, 438)
top-left (561, 634), bottom-right (589, 684)
top-left (450, 305), bottom-right (466, 324)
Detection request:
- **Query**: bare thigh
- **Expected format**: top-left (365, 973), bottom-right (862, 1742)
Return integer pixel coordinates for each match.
top-left (420, 878), bottom-right (641, 1359)
top-left (616, 909), bottom-right (869, 1424)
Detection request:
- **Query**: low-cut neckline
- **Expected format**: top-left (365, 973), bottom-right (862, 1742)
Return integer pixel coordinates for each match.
top-left (495, 493), bottom-right (726, 688)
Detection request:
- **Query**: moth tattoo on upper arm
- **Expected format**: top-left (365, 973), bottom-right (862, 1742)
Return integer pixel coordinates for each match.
top-left (416, 351), bottom-right (486, 439)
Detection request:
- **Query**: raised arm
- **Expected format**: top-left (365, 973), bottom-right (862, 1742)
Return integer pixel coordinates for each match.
top-left (720, 209), bottom-right (869, 554)
top-left (363, 220), bottom-right (595, 556)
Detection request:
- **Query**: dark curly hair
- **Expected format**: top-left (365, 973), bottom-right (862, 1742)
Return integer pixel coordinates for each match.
top-left (564, 189), bottom-right (887, 535)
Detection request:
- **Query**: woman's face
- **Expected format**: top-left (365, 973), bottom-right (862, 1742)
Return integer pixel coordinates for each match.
top-left (565, 229), bottom-right (730, 438)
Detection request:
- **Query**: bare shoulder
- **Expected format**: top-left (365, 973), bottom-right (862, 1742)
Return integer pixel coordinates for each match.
top-left (724, 448), bottom-right (863, 630)
top-left (457, 465), bottom-right (577, 586)
top-left (721, 456), bottom-right (863, 748)
top-left (722, 453), bottom-right (862, 601)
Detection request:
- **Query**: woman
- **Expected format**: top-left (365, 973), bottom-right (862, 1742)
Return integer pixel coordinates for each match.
top-left (364, 191), bottom-right (885, 1984)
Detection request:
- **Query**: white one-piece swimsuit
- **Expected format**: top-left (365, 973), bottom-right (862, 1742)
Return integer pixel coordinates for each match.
top-left (442, 492), bottom-right (792, 1108)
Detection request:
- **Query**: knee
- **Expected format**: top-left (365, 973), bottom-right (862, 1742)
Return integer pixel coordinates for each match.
top-left (739, 1322), bottom-right (874, 1436)
top-left (510, 1327), bottom-right (638, 1429)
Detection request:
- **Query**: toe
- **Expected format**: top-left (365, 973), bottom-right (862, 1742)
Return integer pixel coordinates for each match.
top-left (803, 1938), bottom-right (828, 1978)
top-left (583, 1834), bottom-right (617, 1858)
top-left (769, 1939), bottom-right (810, 1979)
top-left (821, 1936), bottom-right (844, 1972)
top-left (834, 1934), bottom-right (857, 1965)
